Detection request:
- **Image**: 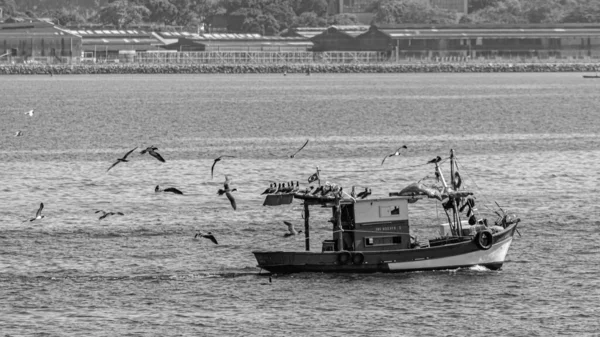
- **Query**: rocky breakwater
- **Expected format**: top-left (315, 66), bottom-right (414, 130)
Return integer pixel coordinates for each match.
top-left (0, 63), bottom-right (598, 75)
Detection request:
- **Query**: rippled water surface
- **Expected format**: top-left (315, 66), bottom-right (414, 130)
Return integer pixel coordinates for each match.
top-left (1, 73), bottom-right (600, 336)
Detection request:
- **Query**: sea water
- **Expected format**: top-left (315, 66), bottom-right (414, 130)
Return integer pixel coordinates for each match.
top-left (1, 73), bottom-right (599, 336)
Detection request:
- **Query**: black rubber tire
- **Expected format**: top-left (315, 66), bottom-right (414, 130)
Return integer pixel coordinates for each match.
top-left (474, 230), bottom-right (493, 250)
top-left (338, 251), bottom-right (351, 265)
top-left (352, 252), bottom-right (365, 265)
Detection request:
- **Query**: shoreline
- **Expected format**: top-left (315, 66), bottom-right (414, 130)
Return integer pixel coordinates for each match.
top-left (1, 63), bottom-right (598, 75)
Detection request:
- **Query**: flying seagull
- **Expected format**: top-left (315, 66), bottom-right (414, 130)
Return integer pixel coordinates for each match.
top-left (15, 131), bottom-right (23, 137)
top-left (427, 156), bottom-right (442, 164)
top-left (217, 175), bottom-right (237, 210)
top-left (155, 185), bottom-right (183, 195)
top-left (28, 203), bottom-right (45, 222)
top-left (24, 109), bottom-right (34, 117)
top-left (381, 145), bottom-right (408, 165)
top-left (95, 210), bottom-right (124, 220)
top-left (140, 146), bottom-right (166, 163)
top-left (211, 155), bottom-right (235, 179)
top-left (107, 147), bottom-right (137, 172)
top-left (283, 221), bottom-right (302, 237)
top-left (290, 139), bottom-right (309, 158)
top-left (194, 231), bottom-right (218, 244)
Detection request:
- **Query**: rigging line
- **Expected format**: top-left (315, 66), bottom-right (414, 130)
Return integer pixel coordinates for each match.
top-left (321, 161), bottom-right (433, 174)
top-left (454, 157), bottom-right (496, 214)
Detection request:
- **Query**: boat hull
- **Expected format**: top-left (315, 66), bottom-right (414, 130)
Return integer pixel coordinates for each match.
top-left (253, 223), bottom-right (517, 274)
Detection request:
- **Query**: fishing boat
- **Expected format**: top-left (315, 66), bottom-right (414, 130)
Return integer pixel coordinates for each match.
top-left (253, 149), bottom-right (520, 274)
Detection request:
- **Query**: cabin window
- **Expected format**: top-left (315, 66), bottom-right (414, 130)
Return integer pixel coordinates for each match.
top-left (365, 236), bottom-right (402, 246)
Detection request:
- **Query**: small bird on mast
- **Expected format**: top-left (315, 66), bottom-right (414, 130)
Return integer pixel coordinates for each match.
top-left (211, 155), bottom-right (235, 179)
top-left (381, 145), bottom-right (408, 165)
top-left (427, 156), bottom-right (442, 164)
top-left (106, 147), bottom-right (137, 172)
top-left (140, 145), bottom-right (166, 163)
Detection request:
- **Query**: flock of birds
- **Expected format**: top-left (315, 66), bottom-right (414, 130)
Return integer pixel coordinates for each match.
top-left (15, 116), bottom-right (420, 246)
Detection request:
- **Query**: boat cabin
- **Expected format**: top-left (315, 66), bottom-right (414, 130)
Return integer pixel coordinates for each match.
top-left (317, 196), bottom-right (421, 253)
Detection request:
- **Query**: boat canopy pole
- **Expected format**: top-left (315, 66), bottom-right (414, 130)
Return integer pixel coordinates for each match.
top-left (450, 149), bottom-right (463, 236)
top-left (335, 195), bottom-right (343, 251)
top-left (304, 203), bottom-right (310, 251)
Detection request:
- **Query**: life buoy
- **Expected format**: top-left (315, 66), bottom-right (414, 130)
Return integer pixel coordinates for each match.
top-left (338, 251), bottom-right (351, 265)
top-left (474, 230), bottom-right (493, 250)
top-left (352, 252), bottom-right (365, 265)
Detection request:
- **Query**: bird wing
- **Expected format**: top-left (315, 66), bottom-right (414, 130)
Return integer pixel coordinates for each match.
top-left (207, 235), bottom-right (218, 245)
top-left (381, 155), bottom-right (389, 166)
top-left (290, 139), bottom-right (309, 158)
top-left (99, 213), bottom-right (108, 220)
top-left (283, 221), bottom-right (294, 233)
top-left (35, 203), bottom-right (44, 217)
top-left (226, 191), bottom-right (237, 210)
top-left (211, 159), bottom-right (219, 179)
top-left (117, 212), bottom-right (124, 216)
top-left (165, 187), bottom-right (183, 194)
top-left (122, 147), bottom-right (138, 160)
top-left (150, 150), bottom-right (166, 163)
top-left (106, 160), bottom-right (120, 172)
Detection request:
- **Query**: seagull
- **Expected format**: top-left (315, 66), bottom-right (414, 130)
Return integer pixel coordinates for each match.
top-left (211, 155), bottom-right (235, 179)
top-left (217, 175), bottom-right (237, 210)
top-left (427, 156), bottom-right (442, 164)
top-left (155, 185), bottom-right (183, 194)
top-left (106, 147), bottom-right (137, 172)
top-left (140, 145), bottom-right (165, 163)
top-left (28, 203), bottom-right (45, 222)
top-left (356, 188), bottom-right (371, 199)
top-left (15, 131), bottom-right (23, 137)
top-left (381, 145), bottom-right (408, 165)
top-left (283, 221), bottom-right (302, 237)
top-left (24, 109), bottom-right (34, 117)
top-left (194, 231), bottom-right (218, 244)
top-left (261, 183), bottom-right (277, 195)
top-left (95, 210), bottom-right (124, 220)
top-left (290, 139), bottom-right (309, 158)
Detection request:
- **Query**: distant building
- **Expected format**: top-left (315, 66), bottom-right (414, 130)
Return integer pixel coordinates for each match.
top-left (328, 0), bottom-right (468, 24)
top-left (0, 21), bottom-right (82, 63)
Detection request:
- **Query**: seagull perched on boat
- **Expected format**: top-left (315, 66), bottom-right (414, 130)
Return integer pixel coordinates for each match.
top-left (217, 175), bottom-right (237, 210)
top-left (155, 185), bottom-right (183, 195)
top-left (95, 210), bottom-right (124, 220)
top-left (106, 147), bottom-right (137, 172)
top-left (15, 131), bottom-right (23, 137)
top-left (24, 109), bottom-right (34, 117)
top-left (211, 155), bottom-right (235, 179)
top-left (194, 231), bottom-right (218, 244)
top-left (290, 139), bottom-right (309, 158)
top-left (356, 188), bottom-right (371, 199)
top-left (283, 221), bottom-right (302, 237)
top-left (261, 183), bottom-right (277, 195)
top-left (140, 146), bottom-right (165, 163)
top-left (381, 145), bottom-right (408, 165)
top-left (427, 156), bottom-right (442, 164)
top-left (27, 203), bottom-right (45, 222)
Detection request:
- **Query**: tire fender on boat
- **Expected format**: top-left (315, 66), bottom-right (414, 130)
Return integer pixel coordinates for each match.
top-left (352, 252), bottom-right (365, 265)
top-left (474, 230), bottom-right (493, 250)
top-left (338, 251), bottom-right (352, 265)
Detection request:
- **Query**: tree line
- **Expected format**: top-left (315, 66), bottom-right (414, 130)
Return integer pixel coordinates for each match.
top-left (1, 0), bottom-right (599, 34)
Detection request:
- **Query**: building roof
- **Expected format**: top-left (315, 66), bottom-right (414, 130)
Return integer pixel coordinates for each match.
top-left (281, 25), bottom-right (370, 39)
top-left (0, 21), bottom-right (80, 37)
top-left (375, 24), bottom-right (600, 39)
